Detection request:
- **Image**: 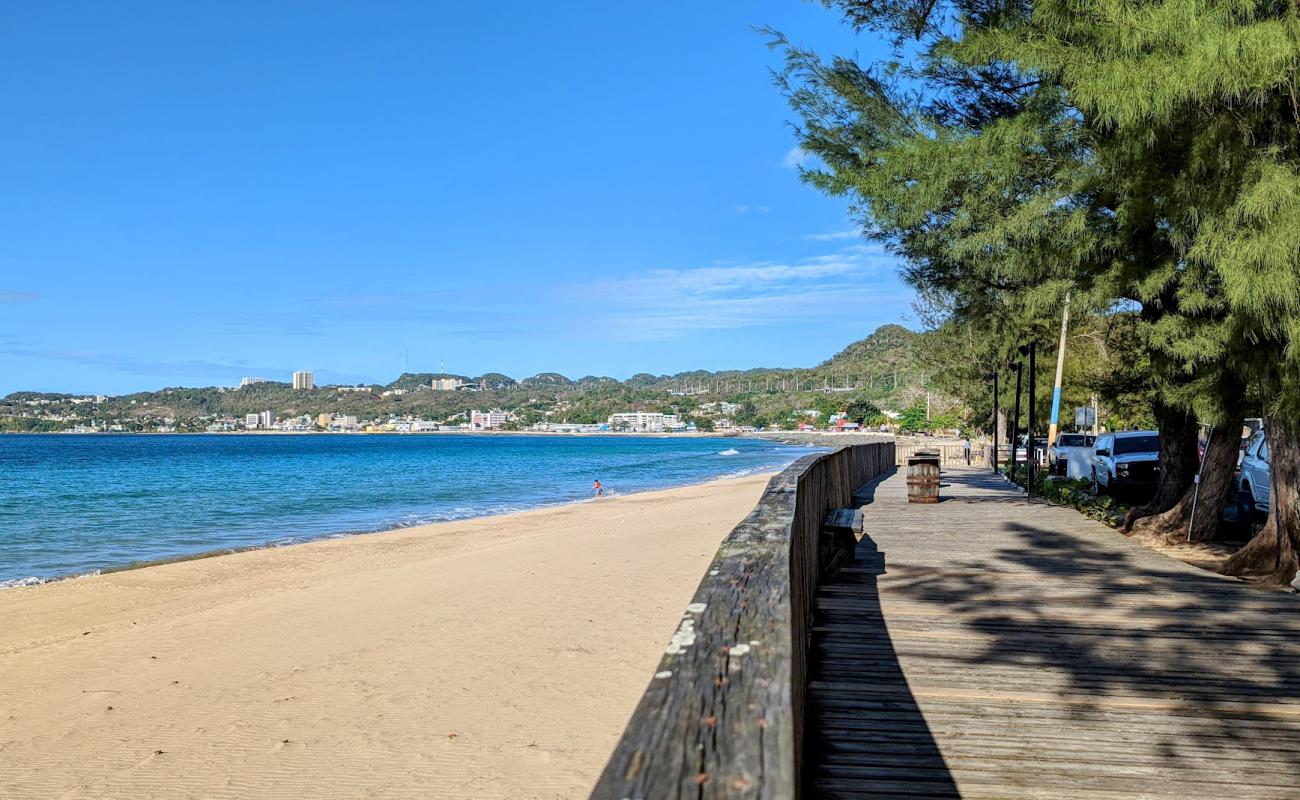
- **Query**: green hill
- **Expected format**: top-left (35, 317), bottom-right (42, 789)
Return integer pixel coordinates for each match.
top-left (1, 325), bottom-right (948, 431)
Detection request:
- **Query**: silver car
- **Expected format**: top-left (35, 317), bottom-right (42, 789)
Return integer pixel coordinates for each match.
top-left (1237, 430), bottom-right (1271, 520)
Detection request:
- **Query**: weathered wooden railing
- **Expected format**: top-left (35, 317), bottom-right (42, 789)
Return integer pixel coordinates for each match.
top-left (896, 441), bottom-right (984, 467)
top-left (590, 442), bottom-right (896, 799)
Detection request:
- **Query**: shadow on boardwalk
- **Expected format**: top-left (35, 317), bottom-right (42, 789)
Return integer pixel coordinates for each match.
top-left (809, 467), bottom-right (1300, 799)
top-left (808, 473), bottom-right (960, 797)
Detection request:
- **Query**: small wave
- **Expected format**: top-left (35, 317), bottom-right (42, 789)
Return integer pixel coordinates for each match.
top-left (717, 448), bottom-right (740, 456)
top-left (0, 576), bottom-right (49, 590)
top-left (0, 569), bottom-right (101, 591)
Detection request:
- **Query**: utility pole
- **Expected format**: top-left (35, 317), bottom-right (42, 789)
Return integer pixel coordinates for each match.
top-left (1047, 294), bottom-right (1071, 449)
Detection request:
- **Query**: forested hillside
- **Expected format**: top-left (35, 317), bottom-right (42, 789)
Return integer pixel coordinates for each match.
top-left (1, 325), bottom-right (961, 432)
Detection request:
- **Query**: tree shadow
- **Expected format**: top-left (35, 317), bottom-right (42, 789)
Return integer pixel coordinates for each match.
top-left (870, 471), bottom-right (1300, 793)
top-left (804, 532), bottom-right (962, 797)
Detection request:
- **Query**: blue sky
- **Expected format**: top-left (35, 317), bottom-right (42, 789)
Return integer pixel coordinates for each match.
top-left (0, 1), bottom-right (912, 394)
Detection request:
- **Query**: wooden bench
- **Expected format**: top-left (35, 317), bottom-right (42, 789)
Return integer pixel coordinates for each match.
top-left (820, 508), bottom-right (863, 580)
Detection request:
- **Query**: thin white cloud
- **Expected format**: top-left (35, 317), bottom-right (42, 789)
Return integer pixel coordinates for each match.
top-left (804, 229), bottom-right (860, 242)
top-left (782, 146), bottom-right (809, 169)
top-left (0, 346), bottom-right (373, 385)
top-left (569, 243), bottom-right (901, 341)
top-left (733, 204), bottom-right (772, 214)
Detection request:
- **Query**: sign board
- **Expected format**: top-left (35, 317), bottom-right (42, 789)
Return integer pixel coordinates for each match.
top-left (1074, 406), bottom-right (1096, 430)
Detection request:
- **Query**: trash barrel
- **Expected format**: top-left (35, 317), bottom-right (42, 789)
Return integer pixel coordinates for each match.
top-left (907, 450), bottom-right (941, 504)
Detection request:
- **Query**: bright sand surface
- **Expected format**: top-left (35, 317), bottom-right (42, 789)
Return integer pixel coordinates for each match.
top-left (0, 473), bottom-right (769, 799)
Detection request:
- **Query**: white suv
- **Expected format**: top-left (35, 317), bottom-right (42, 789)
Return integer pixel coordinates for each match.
top-left (1092, 431), bottom-right (1160, 493)
top-left (1237, 430), bottom-right (1271, 521)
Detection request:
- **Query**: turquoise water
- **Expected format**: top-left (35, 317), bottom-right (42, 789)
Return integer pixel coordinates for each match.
top-left (0, 434), bottom-right (817, 586)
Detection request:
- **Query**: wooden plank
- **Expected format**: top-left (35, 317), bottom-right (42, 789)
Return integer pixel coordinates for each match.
top-left (804, 466), bottom-right (1300, 799)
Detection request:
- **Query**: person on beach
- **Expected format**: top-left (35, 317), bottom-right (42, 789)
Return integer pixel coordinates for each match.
top-left (593, 479), bottom-right (603, 497)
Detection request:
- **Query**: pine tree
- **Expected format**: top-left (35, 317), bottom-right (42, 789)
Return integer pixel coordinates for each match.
top-left (777, 0), bottom-right (1300, 569)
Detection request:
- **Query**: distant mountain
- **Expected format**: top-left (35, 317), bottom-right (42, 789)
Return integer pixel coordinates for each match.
top-left (387, 373), bottom-right (441, 391)
top-left (1, 325), bottom-right (942, 431)
top-left (821, 324), bottom-right (919, 371)
top-left (475, 372), bottom-right (516, 391)
top-left (520, 372), bottom-right (574, 387)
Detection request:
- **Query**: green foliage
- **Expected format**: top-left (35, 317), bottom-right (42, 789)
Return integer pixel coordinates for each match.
top-left (0, 416), bottom-right (62, 432)
top-left (775, 0), bottom-right (1300, 437)
top-left (898, 403), bottom-right (928, 432)
top-left (843, 399), bottom-right (882, 424)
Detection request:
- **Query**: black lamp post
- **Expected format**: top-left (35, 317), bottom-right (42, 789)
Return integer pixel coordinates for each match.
top-left (1028, 343), bottom-right (1037, 498)
top-left (991, 368), bottom-right (999, 475)
top-left (1011, 359), bottom-right (1023, 488)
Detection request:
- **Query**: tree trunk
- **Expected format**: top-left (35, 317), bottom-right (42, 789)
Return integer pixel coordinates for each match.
top-left (1120, 402), bottom-right (1200, 531)
top-left (1128, 421), bottom-right (1241, 543)
top-left (1221, 412), bottom-right (1300, 585)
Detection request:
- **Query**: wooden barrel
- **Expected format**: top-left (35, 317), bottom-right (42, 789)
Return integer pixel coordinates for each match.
top-left (906, 455), bottom-right (940, 504)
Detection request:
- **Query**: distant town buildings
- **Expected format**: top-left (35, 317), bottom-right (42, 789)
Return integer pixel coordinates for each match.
top-left (432, 377), bottom-right (464, 391)
top-left (244, 413), bottom-right (260, 429)
top-left (470, 409), bottom-right (512, 430)
top-left (316, 413), bottom-right (333, 428)
top-left (698, 402), bottom-right (738, 416)
top-left (292, 371), bottom-right (314, 390)
top-left (331, 415), bottom-right (359, 432)
top-left (534, 422), bottom-right (603, 433)
top-left (240, 377), bottom-right (268, 388)
top-left (608, 412), bottom-right (685, 432)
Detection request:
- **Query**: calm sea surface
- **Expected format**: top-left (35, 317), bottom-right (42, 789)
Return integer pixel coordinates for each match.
top-left (0, 434), bottom-right (818, 586)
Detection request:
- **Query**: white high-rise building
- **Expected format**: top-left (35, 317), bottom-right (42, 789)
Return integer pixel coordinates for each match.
top-left (292, 371), bottom-right (314, 390)
top-left (470, 409), bottom-right (511, 430)
top-left (244, 413), bottom-right (260, 430)
top-left (258, 410), bottom-right (275, 429)
top-left (608, 412), bottom-right (683, 433)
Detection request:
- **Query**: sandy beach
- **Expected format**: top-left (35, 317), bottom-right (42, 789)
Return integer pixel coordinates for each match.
top-left (0, 474), bottom-right (768, 799)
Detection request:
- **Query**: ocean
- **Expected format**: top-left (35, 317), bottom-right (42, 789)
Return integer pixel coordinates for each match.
top-left (0, 433), bottom-right (819, 587)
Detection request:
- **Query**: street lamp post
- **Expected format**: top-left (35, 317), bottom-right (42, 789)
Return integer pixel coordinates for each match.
top-left (1027, 342), bottom-right (1037, 500)
top-left (1011, 359), bottom-right (1023, 488)
top-left (992, 368), bottom-right (1000, 475)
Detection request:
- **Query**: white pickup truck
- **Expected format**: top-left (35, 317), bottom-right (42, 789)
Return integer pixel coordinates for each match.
top-left (1048, 433), bottom-right (1095, 478)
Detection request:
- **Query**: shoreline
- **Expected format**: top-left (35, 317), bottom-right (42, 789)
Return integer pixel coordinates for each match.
top-left (0, 472), bottom-right (772, 798)
top-left (4, 429), bottom-right (741, 437)
top-left (1, 463), bottom-right (793, 592)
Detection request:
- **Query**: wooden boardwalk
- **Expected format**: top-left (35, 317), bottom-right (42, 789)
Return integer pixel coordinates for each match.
top-left (807, 467), bottom-right (1300, 799)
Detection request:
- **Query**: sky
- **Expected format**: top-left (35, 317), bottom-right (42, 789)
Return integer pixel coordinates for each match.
top-left (0, 1), bottom-right (913, 395)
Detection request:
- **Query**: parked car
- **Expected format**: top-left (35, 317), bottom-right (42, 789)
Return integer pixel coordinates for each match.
top-left (1012, 435), bottom-right (1049, 465)
top-left (1092, 431), bottom-right (1160, 493)
top-left (1049, 433), bottom-right (1096, 477)
top-left (1237, 429), bottom-right (1271, 521)
top-left (1238, 418), bottom-right (1264, 466)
